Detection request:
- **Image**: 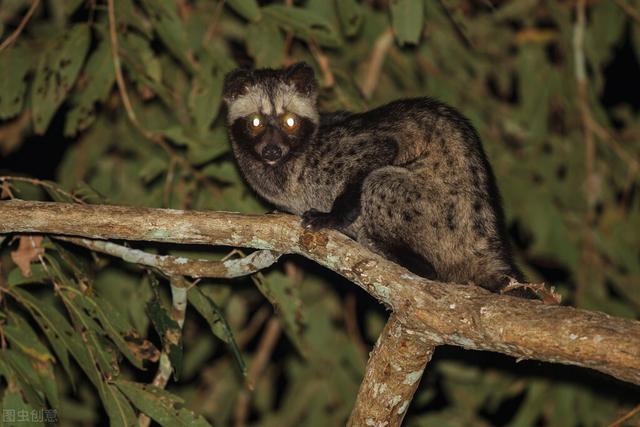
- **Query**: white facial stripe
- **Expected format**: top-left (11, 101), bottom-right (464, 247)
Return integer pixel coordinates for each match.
top-left (228, 85), bottom-right (273, 122)
top-left (227, 83), bottom-right (318, 124)
top-left (285, 94), bottom-right (319, 124)
top-left (273, 83), bottom-right (319, 124)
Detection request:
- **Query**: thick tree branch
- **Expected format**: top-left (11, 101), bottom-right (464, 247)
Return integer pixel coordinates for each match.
top-left (1, 200), bottom-right (640, 388)
top-left (347, 314), bottom-right (436, 427)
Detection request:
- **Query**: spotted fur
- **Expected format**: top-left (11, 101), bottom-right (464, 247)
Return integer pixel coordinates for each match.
top-left (223, 63), bottom-right (531, 298)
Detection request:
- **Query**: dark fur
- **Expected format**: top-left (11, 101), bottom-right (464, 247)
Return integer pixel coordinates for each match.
top-left (223, 63), bottom-right (532, 297)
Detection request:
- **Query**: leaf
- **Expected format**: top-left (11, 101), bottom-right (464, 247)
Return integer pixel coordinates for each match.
top-left (101, 384), bottom-right (138, 427)
top-left (64, 39), bottom-right (116, 136)
top-left (5, 313), bottom-right (54, 364)
top-left (116, 380), bottom-right (212, 427)
top-left (6, 264), bottom-right (48, 287)
top-left (187, 287), bottom-right (228, 343)
top-left (252, 271), bottom-right (307, 356)
top-left (31, 24), bottom-right (91, 134)
top-left (186, 128), bottom-right (230, 164)
top-left (67, 286), bottom-right (154, 369)
top-left (1, 348), bottom-right (58, 410)
top-left (226, 0), bottom-right (261, 22)
top-left (200, 160), bottom-right (241, 184)
top-left (146, 274), bottom-right (183, 379)
top-left (0, 44), bottom-right (32, 119)
top-left (390, 0), bottom-right (424, 45)
top-left (4, 313), bottom-right (59, 407)
top-left (188, 286), bottom-right (246, 375)
top-left (10, 236), bottom-right (44, 277)
top-left (336, 0), bottom-right (364, 37)
top-left (58, 288), bottom-right (118, 379)
top-left (188, 69), bottom-right (224, 135)
top-left (139, 0), bottom-right (192, 70)
top-left (121, 31), bottom-right (163, 84)
top-left (10, 289), bottom-right (101, 390)
top-left (263, 5), bottom-right (342, 48)
top-left (1, 382), bottom-right (41, 427)
top-left (247, 19), bottom-right (285, 68)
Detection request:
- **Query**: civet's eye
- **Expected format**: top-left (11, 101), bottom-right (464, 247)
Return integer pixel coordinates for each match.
top-left (248, 114), bottom-right (264, 129)
top-left (281, 113), bottom-right (299, 131)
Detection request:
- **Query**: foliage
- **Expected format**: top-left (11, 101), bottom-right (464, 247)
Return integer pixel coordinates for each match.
top-left (0, 0), bottom-right (639, 425)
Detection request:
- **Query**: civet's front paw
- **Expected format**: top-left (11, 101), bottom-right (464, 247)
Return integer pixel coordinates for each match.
top-left (301, 209), bottom-right (340, 231)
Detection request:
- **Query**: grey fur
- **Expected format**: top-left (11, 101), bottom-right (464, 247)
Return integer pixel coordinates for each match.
top-left (223, 63), bottom-right (530, 297)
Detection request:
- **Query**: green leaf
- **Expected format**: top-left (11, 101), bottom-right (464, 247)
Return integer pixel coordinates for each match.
top-left (101, 384), bottom-right (138, 427)
top-left (65, 39), bottom-right (116, 136)
top-left (7, 264), bottom-right (48, 287)
top-left (188, 286), bottom-right (246, 375)
top-left (188, 69), bottom-right (224, 135)
top-left (67, 287), bottom-right (148, 370)
top-left (139, 0), bottom-right (192, 70)
top-left (116, 380), bottom-right (212, 427)
top-left (336, 0), bottom-right (364, 37)
top-left (0, 44), bottom-right (32, 119)
top-left (187, 287), bottom-right (228, 343)
top-left (186, 128), bottom-right (230, 164)
top-left (31, 24), bottom-right (91, 134)
top-left (10, 288), bottom-right (107, 391)
top-left (8, 289), bottom-right (74, 387)
top-left (200, 160), bottom-right (241, 184)
top-left (390, 0), bottom-right (424, 45)
top-left (121, 31), bottom-right (163, 84)
top-left (247, 19), bottom-right (285, 68)
top-left (263, 5), bottom-right (342, 48)
top-left (5, 312), bottom-right (55, 364)
top-left (252, 271), bottom-right (307, 356)
top-left (146, 274), bottom-right (183, 380)
top-left (226, 0), bottom-right (261, 22)
top-left (1, 382), bottom-right (41, 427)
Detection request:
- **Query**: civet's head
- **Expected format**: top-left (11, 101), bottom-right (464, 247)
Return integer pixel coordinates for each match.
top-left (223, 62), bottom-right (319, 166)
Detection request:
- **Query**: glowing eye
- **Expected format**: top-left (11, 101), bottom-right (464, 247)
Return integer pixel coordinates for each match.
top-left (251, 117), bottom-right (262, 127)
top-left (282, 113), bottom-right (298, 129)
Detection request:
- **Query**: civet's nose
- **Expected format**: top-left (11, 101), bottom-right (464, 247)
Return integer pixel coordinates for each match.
top-left (262, 144), bottom-right (282, 162)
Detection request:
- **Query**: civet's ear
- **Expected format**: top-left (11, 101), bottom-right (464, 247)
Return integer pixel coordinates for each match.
top-left (222, 68), bottom-right (253, 103)
top-left (284, 62), bottom-right (317, 96)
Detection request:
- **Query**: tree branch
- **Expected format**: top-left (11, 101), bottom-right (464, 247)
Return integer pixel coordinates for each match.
top-left (347, 314), bottom-right (436, 427)
top-left (1, 201), bottom-right (640, 418)
top-left (54, 236), bottom-right (280, 278)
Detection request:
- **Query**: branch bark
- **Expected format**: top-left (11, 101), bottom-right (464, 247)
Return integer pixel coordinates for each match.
top-left (347, 314), bottom-right (435, 427)
top-left (2, 200), bottom-right (640, 418)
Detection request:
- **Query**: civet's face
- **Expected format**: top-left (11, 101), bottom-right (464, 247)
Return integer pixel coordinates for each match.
top-left (223, 63), bottom-right (319, 165)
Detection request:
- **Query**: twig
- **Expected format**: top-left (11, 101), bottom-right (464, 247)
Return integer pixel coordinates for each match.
top-left (605, 402), bottom-right (640, 427)
top-left (54, 236), bottom-right (281, 278)
top-left (236, 306), bottom-right (271, 348)
top-left (0, 176), bottom-right (86, 204)
top-left (203, 0), bottom-right (226, 45)
top-left (163, 157), bottom-right (177, 208)
top-left (573, 0), bottom-right (600, 303)
top-left (360, 28), bottom-right (394, 99)
top-left (0, 0), bottom-right (41, 52)
top-left (574, 0), bottom-right (596, 209)
top-left (613, 0), bottom-right (640, 25)
top-left (234, 318), bottom-right (281, 427)
top-left (308, 40), bottom-right (335, 88)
